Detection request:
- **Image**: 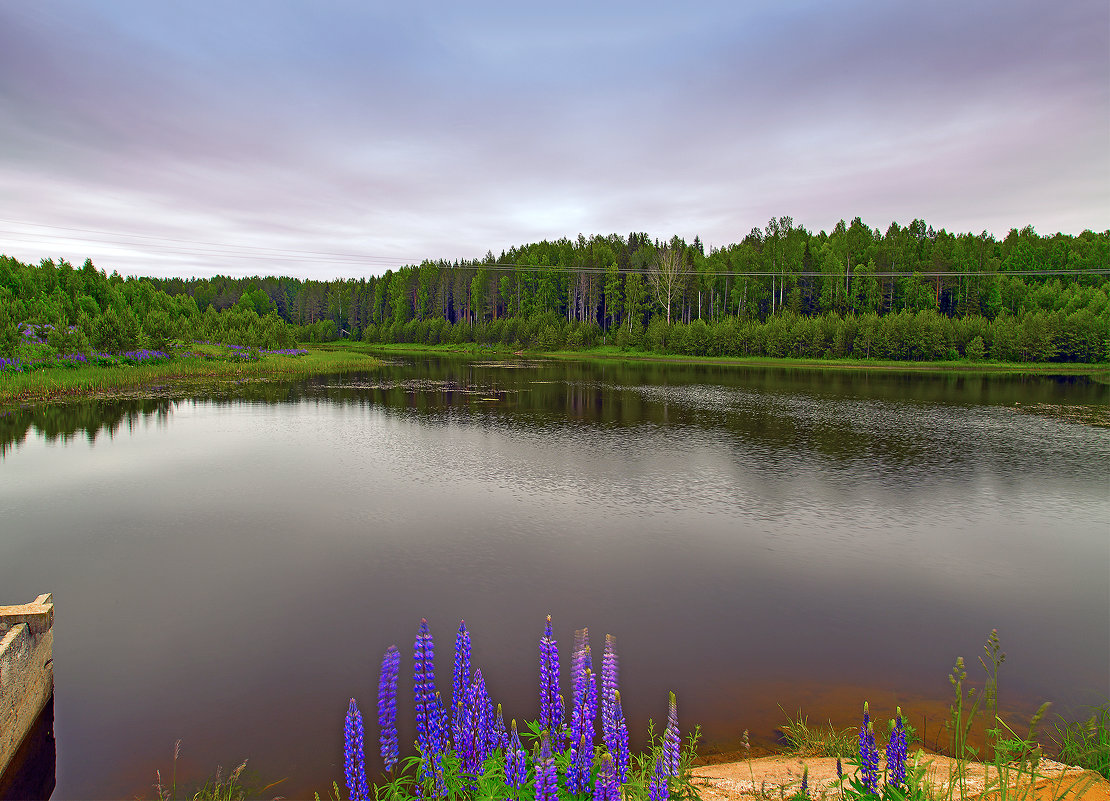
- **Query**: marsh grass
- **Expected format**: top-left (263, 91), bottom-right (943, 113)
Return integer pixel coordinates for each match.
top-left (779, 710), bottom-right (859, 759)
top-left (152, 740), bottom-right (286, 801)
top-left (1051, 705), bottom-right (1110, 781)
top-left (0, 346), bottom-right (377, 406)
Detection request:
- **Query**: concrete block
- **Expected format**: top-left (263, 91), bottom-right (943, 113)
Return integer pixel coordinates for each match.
top-left (0, 593), bottom-right (54, 783)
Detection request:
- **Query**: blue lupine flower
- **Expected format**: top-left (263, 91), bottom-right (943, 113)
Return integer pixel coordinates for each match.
top-left (414, 619), bottom-right (447, 790)
top-left (493, 704), bottom-right (508, 751)
top-left (378, 645), bottom-right (400, 772)
top-left (593, 751), bottom-right (621, 801)
top-left (535, 732), bottom-right (558, 801)
top-left (886, 708), bottom-right (908, 790)
top-left (649, 754), bottom-right (669, 801)
top-left (859, 702), bottom-right (879, 795)
top-left (663, 692), bottom-right (681, 783)
top-left (505, 720), bottom-right (527, 800)
top-left (567, 662), bottom-right (598, 794)
top-left (539, 616), bottom-right (562, 735)
top-left (344, 698), bottom-right (370, 801)
top-left (801, 766), bottom-right (809, 798)
top-left (601, 636), bottom-right (629, 784)
top-left (453, 621), bottom-right (471, 749)
top-left (460, 668), bottom-right (496, 778)
top-left (611, 690), bottom-right (630, 784)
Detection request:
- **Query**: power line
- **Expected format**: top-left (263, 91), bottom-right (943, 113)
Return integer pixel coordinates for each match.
top-left (3, 218), bottom-right (1107, 279)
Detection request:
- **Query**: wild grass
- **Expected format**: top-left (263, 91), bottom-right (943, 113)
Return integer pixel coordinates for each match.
top-left (1051, 704), bottom-right (1110, 780)
top-left (151, 739), bottom-right (285, 801)
top-left (779, 710), bottom-right (858, 759)
top-left (349, 340), bottom-right (1107, 376)
top-left (768, 631), bottom-right (1102, 801)
top-left (0, 345), bottom-right (377, 407)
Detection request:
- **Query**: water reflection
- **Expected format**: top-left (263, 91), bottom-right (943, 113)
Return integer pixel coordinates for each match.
top-left (0, 696), bottom-right (55, 801)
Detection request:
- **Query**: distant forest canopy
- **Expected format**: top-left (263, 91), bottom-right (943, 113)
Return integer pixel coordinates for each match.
top-left (2, 218), bottom-right (1109, 362)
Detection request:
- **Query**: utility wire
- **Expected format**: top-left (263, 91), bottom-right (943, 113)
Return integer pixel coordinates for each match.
top-left (3, 219), bottom-right (1108, 279)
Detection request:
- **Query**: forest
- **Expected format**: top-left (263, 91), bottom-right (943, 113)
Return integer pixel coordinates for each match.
top-left (2, 218), bottom-right (1108, 363)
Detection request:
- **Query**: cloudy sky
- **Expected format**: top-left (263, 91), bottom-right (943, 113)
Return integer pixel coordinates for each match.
top-left (2, 2), bottom-right (1107, 279)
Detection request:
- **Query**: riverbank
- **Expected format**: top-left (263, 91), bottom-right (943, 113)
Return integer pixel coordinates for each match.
top-left (692, 754), bottom-right (1110, 801)
top-left (0, 346), bottom-right (380, 410)
top-left (327, 341), bottom-right (1110, 378)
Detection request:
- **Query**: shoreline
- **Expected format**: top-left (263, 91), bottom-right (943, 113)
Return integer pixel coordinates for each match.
top-left (337, 342), bottom-right (1110, 378)
top-left (0, 347), bottom-right (380, 411)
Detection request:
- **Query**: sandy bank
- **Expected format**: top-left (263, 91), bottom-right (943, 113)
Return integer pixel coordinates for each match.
top-left (692, 755), bottom-right (1110, 801)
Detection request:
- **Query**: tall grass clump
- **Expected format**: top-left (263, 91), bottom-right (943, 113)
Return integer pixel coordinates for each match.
top-left (1051, 704), bottom-right (1110, 780)
top-left (327, 616), bottom-right (701, 801)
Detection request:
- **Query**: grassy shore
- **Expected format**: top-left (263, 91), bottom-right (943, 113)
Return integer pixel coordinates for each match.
top-left (0, 346), bottom-right (380, 408)
top-left (322, 340), bottom-right (1110, 377)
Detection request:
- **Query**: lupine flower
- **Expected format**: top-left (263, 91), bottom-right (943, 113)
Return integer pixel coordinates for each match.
top-left (594, 751), bottom-right (621, 801)
top-left (567, 665), bottom-right (598, 794)
top-left (414, 620), bottom-right (436, 757)
top-left (505, 720), bottom-right (528, 800)
top-left (460, 669), bottom-right (496, 777)
top-left (378, 645), bottom-right (400, 772)
top-left (859, 702), bottom-right (880, 795)
top-left (801, 766), bottom-right (809, 798)
top-left (610, 690), bottom-right (631, 783)
top-left (539, 616), bottom-right (563, 735)
top-left (601, 636), bottom-right (630, 784)
top-left (649, 754), bottom-right (669, 801)
top-left (534, 732), bottom-right (558, 801)
top-left (453, 621), bottom-right (472, 748)
top-left (886, 708), bottom-right (908, 790)
top-left (493, 704), bottom-right (508, 751)
top-left (344, 698), bottom-right (370, 801)
top-left (663, 692), bottom-right (681, 783)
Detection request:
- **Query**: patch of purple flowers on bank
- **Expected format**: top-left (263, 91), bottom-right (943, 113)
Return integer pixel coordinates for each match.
top-left (344, 616), bottom-right (681, 801)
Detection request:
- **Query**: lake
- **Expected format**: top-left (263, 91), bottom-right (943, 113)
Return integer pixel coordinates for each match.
top-left (1, 355), bottom-right (1108, 799)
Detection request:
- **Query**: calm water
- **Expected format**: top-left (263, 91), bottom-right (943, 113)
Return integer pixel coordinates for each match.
top-left (1, 357), bottom-right (1108, 799)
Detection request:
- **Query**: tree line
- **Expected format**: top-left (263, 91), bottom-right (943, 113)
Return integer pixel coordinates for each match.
top-left (0, 253), bottom-right (296, 356)
top-left (3, 217), bottom-right (1108, 362)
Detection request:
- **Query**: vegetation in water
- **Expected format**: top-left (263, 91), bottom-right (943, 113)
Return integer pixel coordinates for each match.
top-left (1051, 704), bottom-right (1110, 781)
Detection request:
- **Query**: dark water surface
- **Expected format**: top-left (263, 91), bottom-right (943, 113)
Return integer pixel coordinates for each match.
top-left (1, 357), bottom-right (1108, 799)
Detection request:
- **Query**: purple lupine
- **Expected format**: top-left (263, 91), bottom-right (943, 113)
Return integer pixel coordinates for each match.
top-left (460, 669), bottom-right (496, 777)
top-left (801, 766), bottom-right (809, 798)
top-left (344, 698), bottom-right (370, 801)
top-left (663, 692), bottom-right (681, 783)
top-left (534, 732), bottom-right (558, 801)
top-left (886, 707), bottom-right (908, 790)
top-left (493, 703), bottom-right (508, 751)
top-left (505, 720), bottom-right (528, 801)
top-left (414, 620), bottom-right (436, 759)
top-left (539, 616), bottom-right (563, 735)
top-left (601, 636), bottom-right (629, 784)
top-left (859, 702), bottom-right (880, 795)
top-left (611, 690), bottom-right (630, 784)
top-left (649, 754), bottom-right (669, 801)
top-left (453, 621), bottom-right (472, 748)
top-left (593, 751), bottom-right (620, 801)
top-left (378, 645), bottom-right (400, 772)
top-left (567, 665), bottom-right (598, 794)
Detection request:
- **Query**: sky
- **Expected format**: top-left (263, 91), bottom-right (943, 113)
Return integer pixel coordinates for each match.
top-left (1, 1), bottom-right (1108, 280)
